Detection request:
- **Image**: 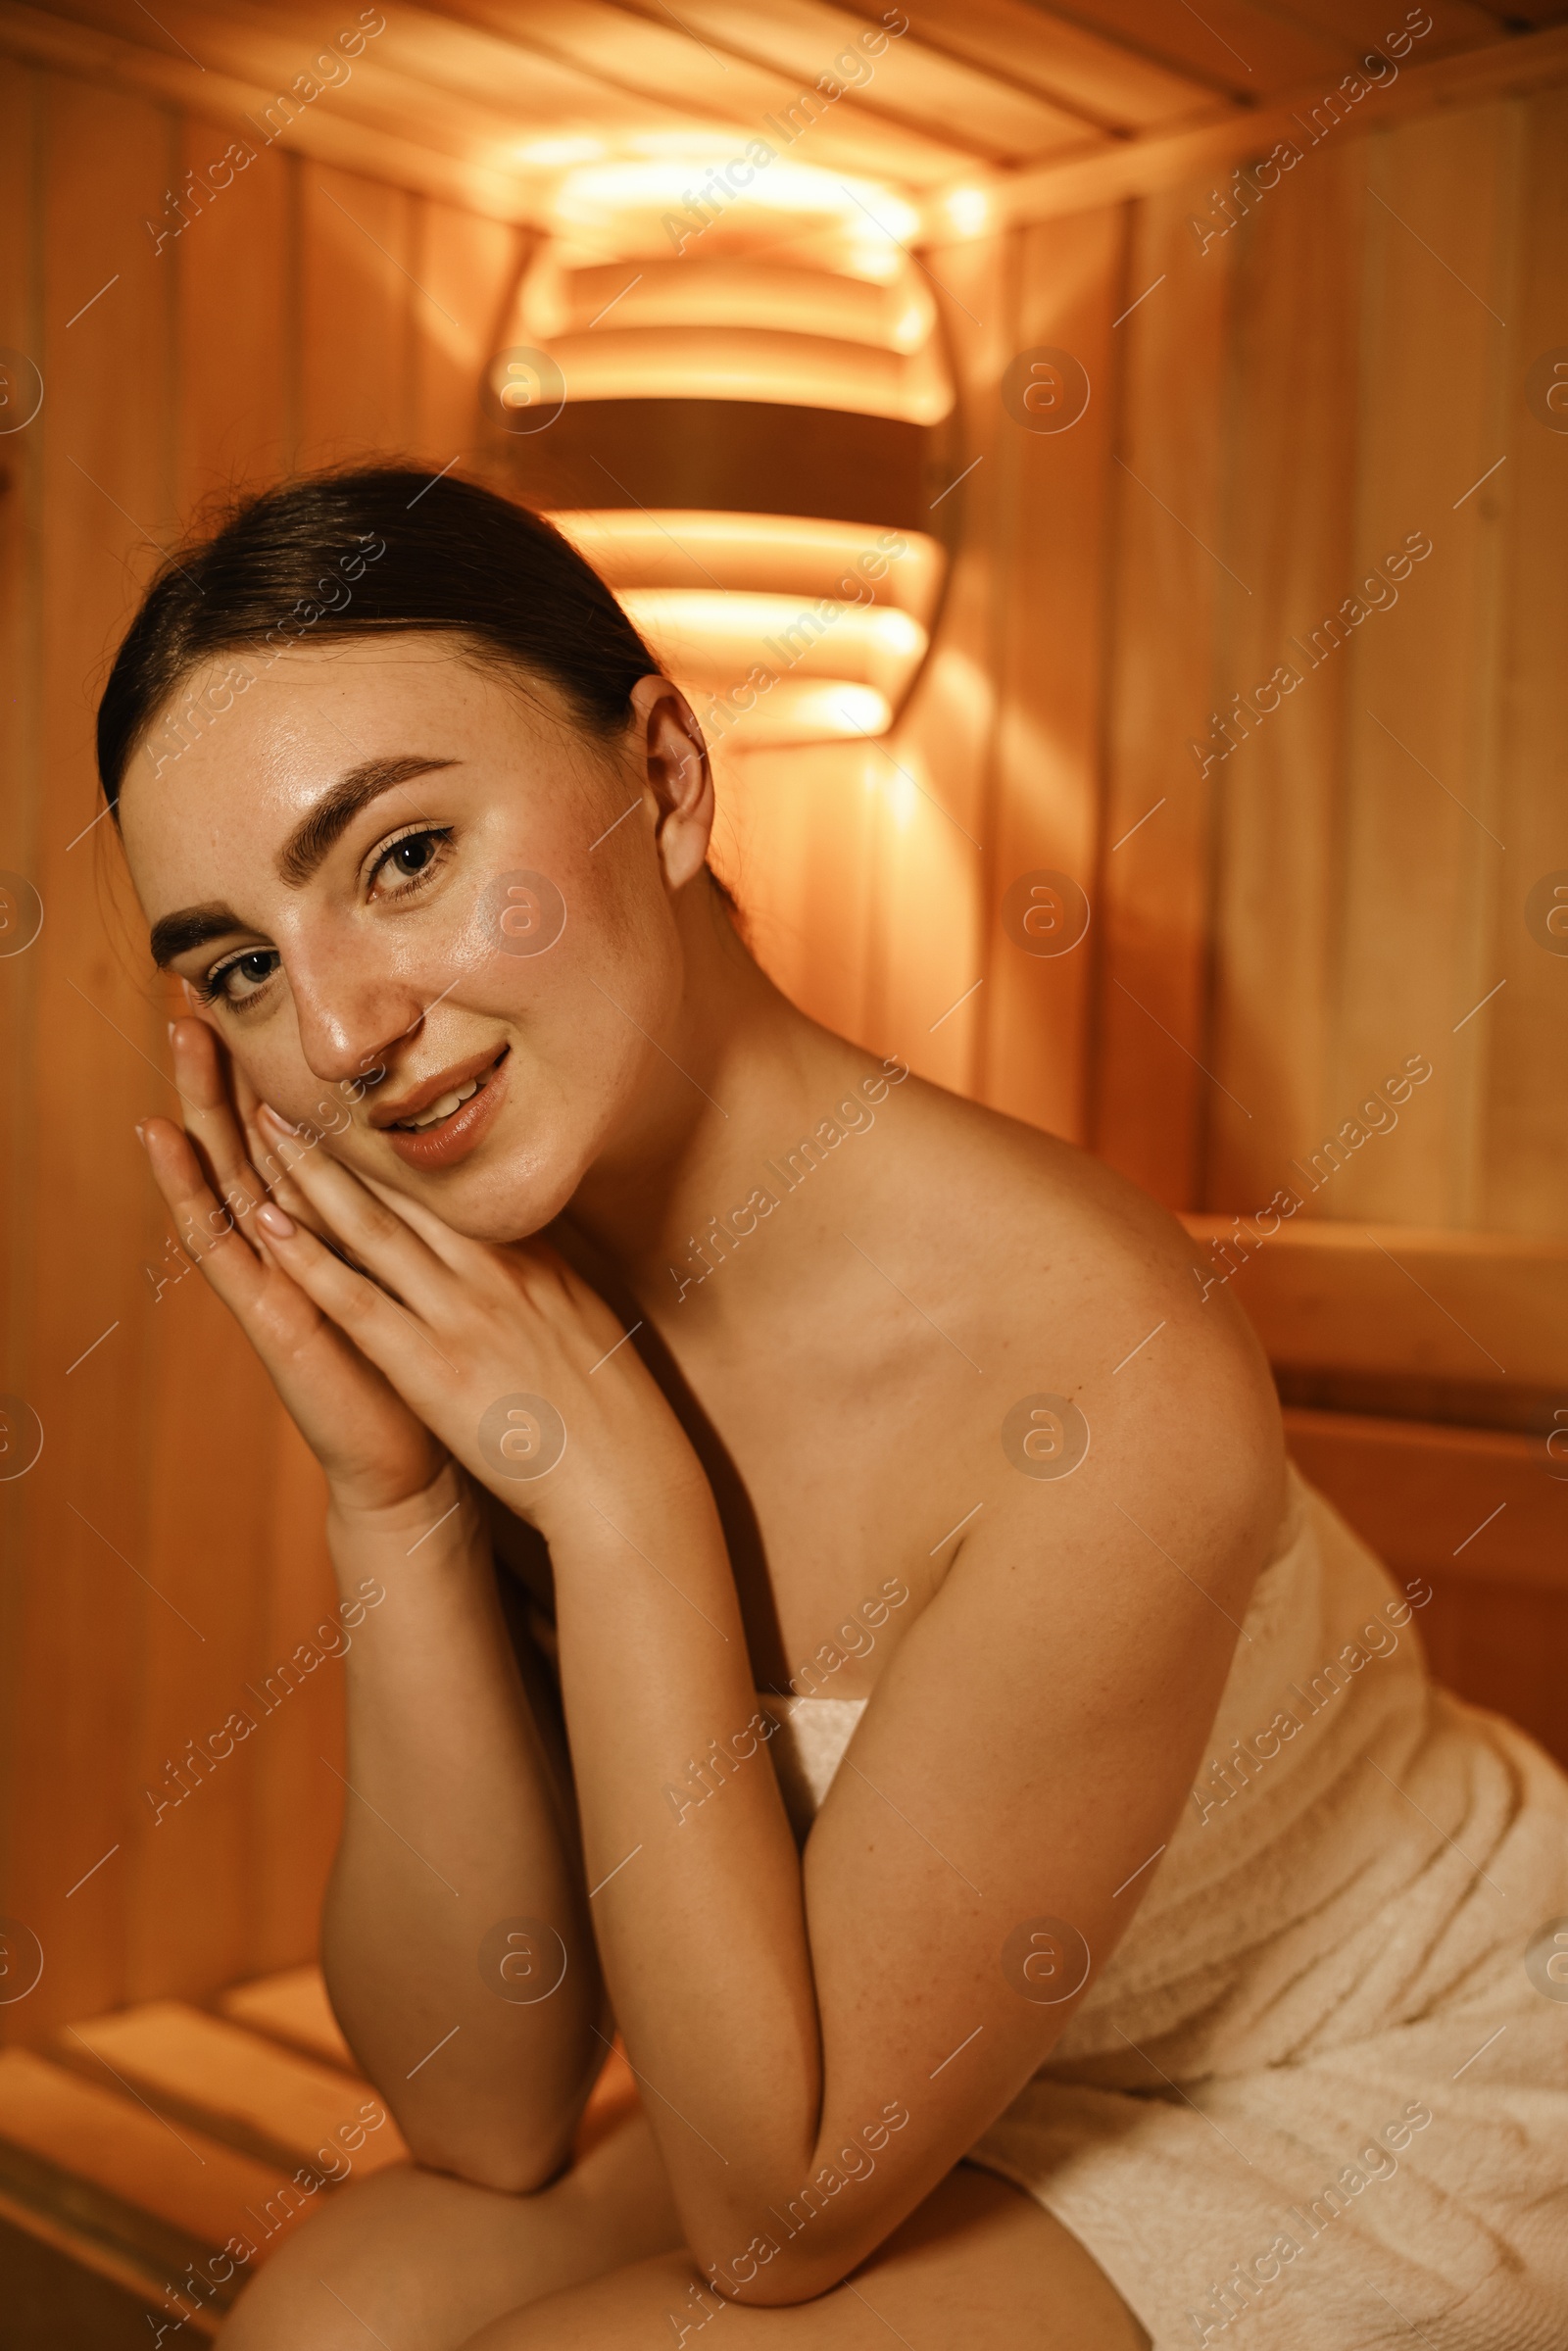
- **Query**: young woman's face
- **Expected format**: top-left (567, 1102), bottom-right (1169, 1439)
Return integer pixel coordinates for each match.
top-left (118, 636), bottom-right (712, 1242)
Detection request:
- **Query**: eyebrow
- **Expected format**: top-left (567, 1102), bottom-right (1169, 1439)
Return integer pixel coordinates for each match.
top-left (150, 902), bottom-right (249, 968)
top-left (275, 754), bottom-right (460, 887)
top-left (147, 755), bottom-right (461, 970)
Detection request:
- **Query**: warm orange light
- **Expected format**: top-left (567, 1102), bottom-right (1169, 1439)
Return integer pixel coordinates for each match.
top-left (552, 514), bottom-right (946, 647)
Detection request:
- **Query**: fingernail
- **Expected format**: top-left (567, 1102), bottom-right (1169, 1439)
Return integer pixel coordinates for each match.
top-left (134, 1122), bottom-right (146, 1145)
top-left (167, 1021), bottom-right (177, 1043)
top-left (255, 1201), bottom-right (296, 1240)
top-left (257, 1102), bottom-right (293, 1136)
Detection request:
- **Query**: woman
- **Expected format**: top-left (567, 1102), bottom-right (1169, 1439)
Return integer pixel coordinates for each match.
top-left (105, 469), bottom-right (1567, 2350)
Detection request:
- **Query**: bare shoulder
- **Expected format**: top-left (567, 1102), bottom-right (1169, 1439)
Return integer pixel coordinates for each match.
top-left (882, 1071), bottom-right (1287, 1579)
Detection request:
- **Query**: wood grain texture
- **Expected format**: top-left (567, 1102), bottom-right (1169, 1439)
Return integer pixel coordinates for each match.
top-left (1284, 1406), bottom-right (1568, 1766)
top-left (1089, 176), bottom-right (1235, 1201)
top-left (1204, 138), bottom-right (1362, 1214)
top-left (1182, 1214), bottom-right (1568, 1389)
top-left (975, 204), bottom-right (1119, 1144)
top-left (3, 14), bottom-right (1566, 2087)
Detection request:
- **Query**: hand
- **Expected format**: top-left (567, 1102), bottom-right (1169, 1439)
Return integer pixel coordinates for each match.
top-left (140, 1023), bottom-right (447, 1514)
top-left (247, 1103), bottom-right (702, 1546)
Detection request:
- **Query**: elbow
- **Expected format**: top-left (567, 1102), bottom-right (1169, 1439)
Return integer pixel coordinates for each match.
top-left (400, 2119), bottom-right (577, 2198)
top-left (690, 2236), bottom-right (866, 2311)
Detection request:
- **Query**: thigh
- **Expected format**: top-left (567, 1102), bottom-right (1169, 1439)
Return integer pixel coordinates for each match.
top-left (458, 2162), bottom-right (1152, 2351)
top-left (219, 2110), bottom-right (684, 2350)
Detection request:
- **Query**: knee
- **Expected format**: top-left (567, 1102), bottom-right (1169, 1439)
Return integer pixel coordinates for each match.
top-left (218, 2164), bottom-right (492, 2350)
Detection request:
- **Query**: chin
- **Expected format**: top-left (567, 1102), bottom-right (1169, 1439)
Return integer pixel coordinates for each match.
top-left (378, 1141), bottom-right (582, 1249)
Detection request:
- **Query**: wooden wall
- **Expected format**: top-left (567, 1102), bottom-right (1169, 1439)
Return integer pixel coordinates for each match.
top-left (2, 36), bottom-right (1564, 2041)
top-left (737, 82), bottom-right (1568, 1245)
top-left (0, 58), bottom-right (520, 2042)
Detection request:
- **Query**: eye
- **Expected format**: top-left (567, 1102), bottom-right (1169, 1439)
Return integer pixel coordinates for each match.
top-left (369, 825), bottom-right (452, 899)
top-left (200, 947), bottom-right (279, 1008)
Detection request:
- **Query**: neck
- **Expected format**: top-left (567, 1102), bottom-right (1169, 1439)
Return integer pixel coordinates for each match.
top-left (562, 878), bottom-right (873, 1309)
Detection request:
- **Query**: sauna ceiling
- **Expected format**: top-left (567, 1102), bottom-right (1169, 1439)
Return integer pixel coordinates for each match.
top-left (21, 0), bottom-right (1568, 228)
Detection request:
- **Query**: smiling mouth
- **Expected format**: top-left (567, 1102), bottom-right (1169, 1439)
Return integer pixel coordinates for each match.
top-left (389, 1049), bottom-right (508, 1135)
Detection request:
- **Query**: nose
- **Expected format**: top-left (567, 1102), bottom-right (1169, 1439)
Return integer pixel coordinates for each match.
top-left (287, 952), bottom-right (430, 1090)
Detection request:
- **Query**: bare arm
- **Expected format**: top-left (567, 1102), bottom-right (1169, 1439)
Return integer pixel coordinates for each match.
top-left (319, 1471), bottom-right (603, 2189)
top-left (141, 1023), bottom-right (601, 2186)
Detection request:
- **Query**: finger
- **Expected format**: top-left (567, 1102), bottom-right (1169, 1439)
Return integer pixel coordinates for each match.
top-left (243, 1194), bottom-right (458, 1390)
top-left (229, 1055), bottom-right (330, 1233)
top-left (354, 1167), bottom-right (499, 1279)
top-left (257, 1103), bottom-right (456, 1320)
top-left (141, 1115), bottom-right (270, 1314)
top-left (170, 1019), bottom-right (274, 1231)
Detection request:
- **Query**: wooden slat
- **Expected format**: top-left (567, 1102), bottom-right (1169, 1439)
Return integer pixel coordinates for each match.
top-left (219, 1967), bottom-right (355, 2072)
top-left (1089, 176), bottom-right (1235, 1200)
top-left (9, 68), bottom-right (177, 2043)
top-left (1284, 1407), bottom-right (1568, 1766)
top-left (1484, 81), bottom-right (1568, 1234)
top-left (1285, 1407), bottom-right (1568, 1592)
top-left (1204, 137), bottom-right (1362, 1214)
top-left (975, 202), bottom-right (1120, 1143)
top-left (0, 1), bottom-right (547, 224)
top-left (633, 0), bottom-right (1110, 162)
top-left (922, 23), bottom-right (1568, 236)
top-left (830, 0), bottom-right (1217, 131)
top-left (0, 2048), bottom-right (302, 2256)
top-left (410, 195), bottom-right (522, 465)
top-left (1339, 101), bottom-right (1519, 1231)
top-left (866, 230), bottom-right (1003, 1094)
top-left (63, 2003), bottom-right (409, 2177)
top-left (1182, 1215), bottom-right (1568, 1390)
top-left (300, 162), bottom-right (416, 458)
top-left (0, 2184), bottom-right (220, 2342)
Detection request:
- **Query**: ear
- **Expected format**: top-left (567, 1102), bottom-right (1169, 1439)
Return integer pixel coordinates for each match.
top-left (628, 674), bottom-right (713, 894)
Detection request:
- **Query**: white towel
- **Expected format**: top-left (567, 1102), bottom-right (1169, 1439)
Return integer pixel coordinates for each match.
top-left (760, 1469), bottom-right (1568, 2349)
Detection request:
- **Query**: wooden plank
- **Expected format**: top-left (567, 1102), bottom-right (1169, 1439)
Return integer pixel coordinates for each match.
top-left (1337, 100), bottom-right (1519, 1231)
top-left (1483, 81), bottom-right (1568, 1234)
top-left (0, 2048), bottom-right (303, 2257)
top-left (1024, 0), bottom-right (1344, 96)
top-left (867, 230), bottom-right (1004, 1094)
top-left (174, 106), bottom-right (295, 500)
top-left (300, 162), bottom-right (416, 459)
top-left (1089, 177), bottom-right (1234, 1200)
top-left (837, 0), bottom-right (1217, 131)
top-left (921, 23), bottom-right (1568, 237)
top-left (1203, 135), bottom-right (1362, 1212)
top-left (219, 1967), bottom-right (356, 2073)
top-left (1183, 1214), bottom-right (1568, 1390)
top-left (63, 2003), bottom-right (409, 2178)
top-left (1284, 1407), bottom-right (1568, 1592)
top-left (7, 69), bottom-right (179, 2045)
top-left (0, 64), bottom-right (43, 2050)
top-left (647, 0), bottom-right (1108, 162)
top-left (975, 203), bottom-right (1119, 1144)
top-left (1284, 1406), bottom-right (1568, 1766)
top-left (0, 0), bottom-right (549, 225)
top-left (0, 2187), bottom-right (219, 2344)
top-left (409, 194), bottom-right (521, 465)
top-left (249, 1417), bottom-right (343, 1980)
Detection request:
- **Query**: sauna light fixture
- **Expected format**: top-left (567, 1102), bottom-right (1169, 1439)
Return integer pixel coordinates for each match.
top-left (944, 187), bottom-right (990, 236)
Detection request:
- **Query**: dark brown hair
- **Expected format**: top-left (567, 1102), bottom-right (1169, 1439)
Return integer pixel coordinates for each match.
top-left (96, 465), bottom-right (661, 808)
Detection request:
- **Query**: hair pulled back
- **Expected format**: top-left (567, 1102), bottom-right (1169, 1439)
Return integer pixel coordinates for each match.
top-left (96, 465), bottom-right (661, 808)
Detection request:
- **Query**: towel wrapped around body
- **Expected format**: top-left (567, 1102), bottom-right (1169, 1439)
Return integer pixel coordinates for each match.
top-left (757, 1465), bottom-right (1568, 2351)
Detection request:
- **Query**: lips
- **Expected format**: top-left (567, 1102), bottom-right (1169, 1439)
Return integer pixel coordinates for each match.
top-left (380, 1047), bottom-right (510, 1171)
